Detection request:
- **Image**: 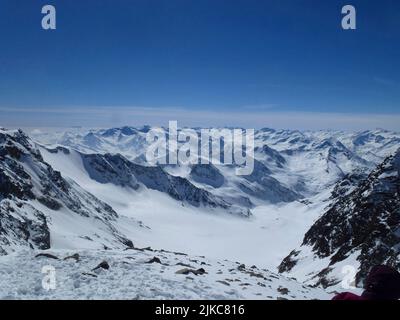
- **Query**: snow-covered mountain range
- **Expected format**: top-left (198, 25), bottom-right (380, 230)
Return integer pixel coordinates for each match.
top-left (1, 126), bottom-right (399, 299)
top-left (32, 126), bottom-right (400, 195)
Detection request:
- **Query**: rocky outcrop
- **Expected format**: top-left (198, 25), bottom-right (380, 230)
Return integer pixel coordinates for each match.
top-left (0, 129), bottom-right (134, 255)
top-left (279, 149), bottom-right (400, 287)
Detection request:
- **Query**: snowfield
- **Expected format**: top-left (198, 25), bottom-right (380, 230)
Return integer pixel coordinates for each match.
top-left (0, 248), bottom-right (330, 300)
top-left (1, 126), bottom-right (399, 299)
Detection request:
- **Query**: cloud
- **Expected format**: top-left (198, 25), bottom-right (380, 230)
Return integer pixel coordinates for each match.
top-left (240, 104), bottom-right (280, 111)
top-left (30, 128), bottom-right (43, 135)
top-left (1, 106), bottom-right (399, 131)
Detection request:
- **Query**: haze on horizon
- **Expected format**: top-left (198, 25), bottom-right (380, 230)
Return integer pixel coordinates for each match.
top-left (0, 0), bottom-right (399, 130)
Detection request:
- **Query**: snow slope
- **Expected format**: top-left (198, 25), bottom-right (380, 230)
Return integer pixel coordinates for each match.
top-left (279, 149), bottom-right (400, 291)
top-left (0, 129), bottom-right (141, 254)
top-left (0, 248), bottom-right (330, 300)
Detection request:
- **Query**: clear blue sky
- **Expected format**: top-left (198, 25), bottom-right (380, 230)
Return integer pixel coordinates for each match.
top-left (1, 0), bottom-right (400, 129)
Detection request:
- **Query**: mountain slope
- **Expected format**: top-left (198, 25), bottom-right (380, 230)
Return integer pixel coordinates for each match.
top-left (41, 147), bottom-right (252, 217)
top-left (279, 149), bottom-right (400, 288)
top-left (0, 129), bottom-right (139, 254)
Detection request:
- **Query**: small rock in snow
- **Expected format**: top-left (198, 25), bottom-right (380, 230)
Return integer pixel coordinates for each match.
top-left (35, 253), bottom-right (59, 260)
top-left (92, 260), bottom-right (110, 271)
top-left (146, 257), bottom-right (162, 264)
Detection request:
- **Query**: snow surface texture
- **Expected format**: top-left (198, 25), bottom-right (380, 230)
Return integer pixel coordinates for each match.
top-left (1, 126), bottom-right (400, 299)
top-left (0, 249), bottom-right (329, 300)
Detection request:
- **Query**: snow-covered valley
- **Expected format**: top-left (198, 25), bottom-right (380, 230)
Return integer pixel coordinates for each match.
top-left (37, 144), bottom-right (329, 270)
top-left (1, 126), bottom-right (399, 299)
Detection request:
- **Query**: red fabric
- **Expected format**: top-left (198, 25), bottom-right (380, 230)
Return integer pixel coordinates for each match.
top-left (332, 292), bottom-right (364, 300)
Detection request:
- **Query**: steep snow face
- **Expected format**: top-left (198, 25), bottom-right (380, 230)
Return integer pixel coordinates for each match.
top-left (0, 248), bottom-right (330, 300)
top-left (0, 129), bottom-right (140, 254)
top-left (279, 149), bottom-right (400, 290)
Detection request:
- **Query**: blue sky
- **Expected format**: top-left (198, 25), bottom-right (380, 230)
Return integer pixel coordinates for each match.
top-left (1, 0), bottom-right (400, 129)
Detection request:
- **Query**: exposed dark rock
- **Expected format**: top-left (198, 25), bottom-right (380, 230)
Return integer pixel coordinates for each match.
top-left (277, 286), bottom-right (289, 295)
top-left (279, 250), bottom-right (300, 273)
top-left (0, 129), bottom-right (135, 254)
top-left (0, 200), bottom-right (51, 255)
top-left (92, 260), bottom-right (110, 271)
top-left (310, 267), bottom-right (340, 288)
top-left (146, 256), bottom-right (162, 264)
top-left (175, 268), bottom-right (206, 276)
top-left (38, 196), bottom-right (63, 210)
top-left (133, 246), bottom-right (154, 252)
top-left (247, 271), bottom-right (265, 279)
top-left (189, 164), bottom-right (225, 188)
top-left (238, 159), bottom-right (300, 203)
top-left (279, 150), bottom-right (400, 287)
top-left (159, 249), bottom-right (187, 256)
top-left (35, 253), bottom-right (59, 260)
top-left (121, 239), bottom-right (134, 249)
top-left (82, 272), bottom-right (98, 278)
top-left (83, 153), bottom-right (251, 217)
